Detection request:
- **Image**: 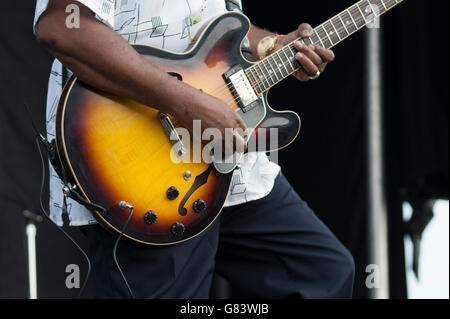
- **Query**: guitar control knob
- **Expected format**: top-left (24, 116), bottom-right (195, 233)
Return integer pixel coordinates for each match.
top-left (193, 199), bottom-right (207, 213)
top-left (166, 186), bottom-right (179, 200)
top-left (184, 171), bottom-right (192, 181)
top-left (171, 222), bottom-right (185, 237)
top-left (144, 211), bottom-right (157, 224)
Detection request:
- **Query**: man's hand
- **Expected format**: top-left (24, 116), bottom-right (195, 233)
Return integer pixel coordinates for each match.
top-left (274, 23), bottom-right (335, 82)
top-left (178, 92), bottom-right (248, 154)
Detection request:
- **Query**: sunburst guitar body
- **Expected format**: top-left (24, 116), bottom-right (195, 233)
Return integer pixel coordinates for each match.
top-left (55, 11), bottom-right (300, 245)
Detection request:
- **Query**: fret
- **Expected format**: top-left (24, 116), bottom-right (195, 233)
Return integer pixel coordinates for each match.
top-left (317, 25), bottom-right (332, 48)
top-left (247, 67), bottom-right (262, 94)
top-left (367, 0), bottom-right (382, 15)
top-left (322, 23), bottom-right (335, 46)
top-left (267, 55), bottom-right (283, 82)
top-left (262, 59), bottom-right (277, 85)
top-left (287, 44), bottom-right (297, 57)
top-left (287, 45), bottom-right (301, 70)
top-left (329, 19), bottom-right (341, 41)
top-left (349, 6), bottom-right (365, 28)
top-left (360, 0), bottom-right (380, 24)
top-left (281, 47), bottom-right (295, 72)
top-left (324, 20), bottom-right (340, 44)
top-left (385, 0), bottom-right (402, 11)
top-left (254, 63), bottom-right (270, 91)
top-left (368, 1), bottom-right (381, 19)
top-left (360, 0), bottom-right (372, 22)
top-left (372, 0), bottom-right (389, 15)
top-left (338, 14), bottom-right (350, 35)
top-left (341, 10), bottom-right (358, 34)
top-left (274, 50), bottom-right (290, 77)
top-left (346, 8), bottom-right (358, 30)
top-left (258, 61), bottom-right (272, 87)
top-left (310, 31), bottom-right (321, 46)
top-left (279, 48), bottom-right (294, 73)
top-left (331, 16), bottom-right (347, 41)
top-left (356, 2), bottom-right (369, 24)
top-left (257, 60), bottom-right (270, 87)
top-left (244, 68), bottom-right (253, 93)
top-left (313, 29), bottom-right (325, 48)
top-left (246, 68), bottom-right (257, 94)
top-left (291, 46), bottom-right (302, 68)
top-left (259, 62), bottom-right (272, 89)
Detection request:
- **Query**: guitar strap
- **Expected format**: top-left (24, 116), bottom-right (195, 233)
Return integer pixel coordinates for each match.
top-left (61, 66), bottom-right (70, 87)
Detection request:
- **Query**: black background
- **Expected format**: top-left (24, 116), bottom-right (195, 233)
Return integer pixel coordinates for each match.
top-left (0, 0), bottom-right (447, 299)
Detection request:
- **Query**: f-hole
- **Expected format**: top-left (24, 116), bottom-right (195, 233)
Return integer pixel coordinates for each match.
top-left (168, 72), bottom-right (183, 81)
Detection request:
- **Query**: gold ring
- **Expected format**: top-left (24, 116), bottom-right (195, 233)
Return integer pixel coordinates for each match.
top-left (309, 70), bottom-right (321, 80)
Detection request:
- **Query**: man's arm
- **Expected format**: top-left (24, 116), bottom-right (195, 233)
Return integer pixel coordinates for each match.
top-left (247, 24), bottom-right (335, 82)
top-left (35, 0), bottom-right (246, 145)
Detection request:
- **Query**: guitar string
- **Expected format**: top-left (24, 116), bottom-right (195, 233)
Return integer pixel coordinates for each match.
top-left (168, 1), bottom-right (402, 128)
top-left (172, 5), bottom-right (390, 121)
top-left (221, 1), bottom-right (386, 96)
top-left (167, 12), bottom-right (379, 128)
top-left (173, 0), bottom-right (397, 105)
top-left (211, 0), bottom-right (398, 97)
top-left (207, 11), bottom-right (374, 104)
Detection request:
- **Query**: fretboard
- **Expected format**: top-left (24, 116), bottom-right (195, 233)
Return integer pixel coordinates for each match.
top-left (245, 0), bottom-right (404, 94)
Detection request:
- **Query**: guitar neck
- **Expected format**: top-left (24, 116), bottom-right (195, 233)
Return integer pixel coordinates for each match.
top-left (245, 0), bottom-right (404, 94)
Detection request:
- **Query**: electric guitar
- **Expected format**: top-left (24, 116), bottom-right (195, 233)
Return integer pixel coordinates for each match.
top-left (55, 0), bottom-right (404, 245)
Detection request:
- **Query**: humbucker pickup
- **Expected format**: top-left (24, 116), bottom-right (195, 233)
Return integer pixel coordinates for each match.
top-left (223, 65), bottom-right (259, 112)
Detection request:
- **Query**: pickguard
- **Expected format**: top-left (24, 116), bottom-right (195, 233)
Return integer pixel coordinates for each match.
top-left (213, 94), bottom-right (267, 174)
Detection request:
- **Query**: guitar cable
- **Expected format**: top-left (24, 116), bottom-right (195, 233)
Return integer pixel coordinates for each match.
top-left (29, 103), bottom-right (134, 298)
top-left (22, 100), bottom-right (91, 298)
top-left (35, 136), bottom-right (91, 298)
top-left (113, 202), bottom-right (135, 299)
top-left (36, 137), bottom-right (135, 299)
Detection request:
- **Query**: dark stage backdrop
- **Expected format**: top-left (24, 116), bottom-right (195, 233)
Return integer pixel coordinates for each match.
top-left (0, 0), bottom-right (447, 299)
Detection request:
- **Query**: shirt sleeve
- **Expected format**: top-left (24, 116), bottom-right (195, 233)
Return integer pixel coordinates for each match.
top-left (33, 0), bottom-right (115, 34)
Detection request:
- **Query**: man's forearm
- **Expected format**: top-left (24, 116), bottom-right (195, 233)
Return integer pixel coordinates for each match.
top-left (35, 1), bottom-right (202, 119)
top-left (247, 25), bottom-right (278, 61)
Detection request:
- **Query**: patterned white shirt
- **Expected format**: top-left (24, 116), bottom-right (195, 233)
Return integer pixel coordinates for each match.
top-left (34, 0), bottom-right (280, 226)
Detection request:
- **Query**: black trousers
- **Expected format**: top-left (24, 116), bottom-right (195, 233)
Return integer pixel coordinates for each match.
top-left (82, 173), bottom-right (355, 298)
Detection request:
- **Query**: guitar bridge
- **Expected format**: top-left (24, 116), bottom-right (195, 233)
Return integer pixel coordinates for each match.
top-left (223, 65), bottom-right (259, 113)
